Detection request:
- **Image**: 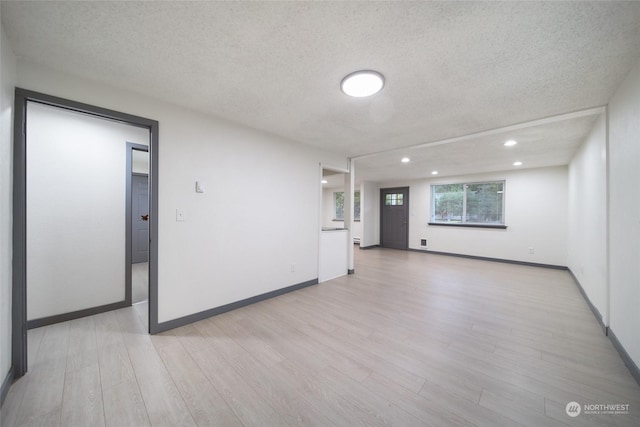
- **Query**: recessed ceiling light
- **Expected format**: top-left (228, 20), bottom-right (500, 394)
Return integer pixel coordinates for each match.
top-left (504, 140), bottom-right (518, 147)
top-left (401, 157), bottom-right (410, 163)
top-left (513, 161), bottom-right (523, 166)
top-left (431, 171), bottom-right (439, 175)
top-left (341, 70), bottom-right (385, 97)
top-left (321, 179), bottom-right (328, 184)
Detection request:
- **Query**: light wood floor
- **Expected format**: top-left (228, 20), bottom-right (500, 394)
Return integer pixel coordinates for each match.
top-left (132, 262), bottom-right (149, 305)
top-left (2, 248), bottom-right (640, 426)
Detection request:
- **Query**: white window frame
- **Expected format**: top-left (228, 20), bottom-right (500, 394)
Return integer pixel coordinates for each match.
top-left (333, 191), bottom-right (361, 221)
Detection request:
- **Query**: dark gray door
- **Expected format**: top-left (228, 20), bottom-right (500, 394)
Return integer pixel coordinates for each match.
top-left (132, 174), bottom-right (149, 263)
top-left (380, 187), bottom-right (409, 250)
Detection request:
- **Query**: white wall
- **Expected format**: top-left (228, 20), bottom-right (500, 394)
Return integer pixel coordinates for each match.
top-left (26, 103), bottom-right (149, 320)
top-left (319, 229), bottom-right (348, 282)
top-left (15, 59), bottom-right (346, 323)
top-left (608, 58), bottom-right (640, 368)
top-left (1, 20), bottom-right (17, 390)
top-left (360, 181), bottom-right (380, 248)
top-left (380, 166), bottom-right (569, 266)
top-left (567, 113), bottom-right (607, 323)
top-left (132, 149), bottom-right (149, 174)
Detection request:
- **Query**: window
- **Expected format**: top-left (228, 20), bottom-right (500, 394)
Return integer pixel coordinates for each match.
top-left (431, 181), bottom-right (504, 226)
top-left (354, 191), bottom-right (361, 221)
top-left (334, 191), bottom-right (361, 221)
top-left (334, 191), bottom-right (344, 220)
top-left (384, 192), bottom-right (404, 206)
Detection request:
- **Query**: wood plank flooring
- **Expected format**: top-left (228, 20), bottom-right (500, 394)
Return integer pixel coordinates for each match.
top-left (2, 247), bottom-right (640, 426)
top-left (132, 262), bottom-right (149, 304)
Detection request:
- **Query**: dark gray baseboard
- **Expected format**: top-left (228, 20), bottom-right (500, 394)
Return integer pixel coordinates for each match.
top-left (567, 269), bottom-right (640, 386)
top-left (567, 269), bottom-right (606, 334)
top-left (1, 367), bottom-right (14, 407)
top-left (608, 328), bottom-right (640, 386)
top-left (359, 245), bottom-right (380, 250)
top-left (153, 278), bottom-right (319, 334)
top-left (27, 300), bottom-right (129, 329)
top-left (408, 248), bottom-right (568, 270)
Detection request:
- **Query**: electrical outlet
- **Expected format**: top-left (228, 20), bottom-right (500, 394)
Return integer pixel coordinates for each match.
top-left (176, 209), bottom-right (186, 222)
top-left (528, 247), bottom-right (535, 254)
top-left (290, 264), bottom-right (296, 272)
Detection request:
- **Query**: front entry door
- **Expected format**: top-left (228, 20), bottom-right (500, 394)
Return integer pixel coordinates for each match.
top-left (380, 187), bottom-right (409, 250)
top-left (132, 174), bottom-right (149, 263)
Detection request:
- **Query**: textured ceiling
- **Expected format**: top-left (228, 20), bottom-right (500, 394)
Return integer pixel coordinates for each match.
top-left (2, 1), bottom-right (640, 181)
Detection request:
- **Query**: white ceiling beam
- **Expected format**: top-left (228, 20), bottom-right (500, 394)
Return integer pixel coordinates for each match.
top-left (353, 105), bottom-right (606, 161)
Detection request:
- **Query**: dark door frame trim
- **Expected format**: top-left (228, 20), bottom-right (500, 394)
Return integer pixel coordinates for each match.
top-left (12, 88), bottom-right (160, 379)
top-left (126, 143), bottom-right (150, 304)
top-left (380, 186), bottom-right (410, 250)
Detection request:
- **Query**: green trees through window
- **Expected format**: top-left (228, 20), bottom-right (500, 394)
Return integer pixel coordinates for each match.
top-left (334, 191), bottom-right (344, 220)
top-left (334, 191), bottom-right (360, 221)
top-left (432, 181), bottom-right (504, 225)
top-left (384, 193), bottom-right (404, 206)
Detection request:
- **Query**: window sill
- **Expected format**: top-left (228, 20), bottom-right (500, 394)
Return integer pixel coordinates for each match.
top-left (428, 222), bottom-right (507, 230)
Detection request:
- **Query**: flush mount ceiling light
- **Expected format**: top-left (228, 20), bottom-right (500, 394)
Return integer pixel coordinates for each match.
top-left (504, 139), bottom-right (518, 147)
top-left (401, 157), bottom-right (410, 163)
top-left (321, 179), bottom-right (328, 184)
top-left (513, 161), bottom-right (523, 166)
top-left (431, 171), bottom-right (439, 175)
top-left (341, 70), bottom-right (385, 97)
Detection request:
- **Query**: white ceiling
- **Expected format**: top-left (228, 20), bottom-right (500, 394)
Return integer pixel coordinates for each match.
top-left (2, 1), bottom-right (640, 182)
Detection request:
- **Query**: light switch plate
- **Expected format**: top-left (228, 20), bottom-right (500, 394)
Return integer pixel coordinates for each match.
top-left (195, 181), bottom-right (205, 193)
top-left (176, 209), bottom-right (186, 222)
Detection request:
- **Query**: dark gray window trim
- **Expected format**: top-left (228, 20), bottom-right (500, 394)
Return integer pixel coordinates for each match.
top-left (428, 222), bottom-right (507, 230)
top-left (430, 180), bottom-right (506, 226)
top-left (12, 88), bottom-right (160, 380)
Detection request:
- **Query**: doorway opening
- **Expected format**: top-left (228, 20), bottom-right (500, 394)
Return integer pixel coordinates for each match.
top-left (127, 144), bottom-right (150, 327)
top-left (12, 89), bottom-right (160, 379)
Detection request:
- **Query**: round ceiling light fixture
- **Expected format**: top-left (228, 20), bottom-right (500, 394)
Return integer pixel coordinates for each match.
top-left (401, 157), bottom-right (410, 163)
top-left (431, 171), bottom-right (439, 175)
top-left (341, 70), bottom-right (385, 97)
top-left (504, 139), bottom-right (518, 147)
top-left (513, 161), bottom-right (523, 166)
